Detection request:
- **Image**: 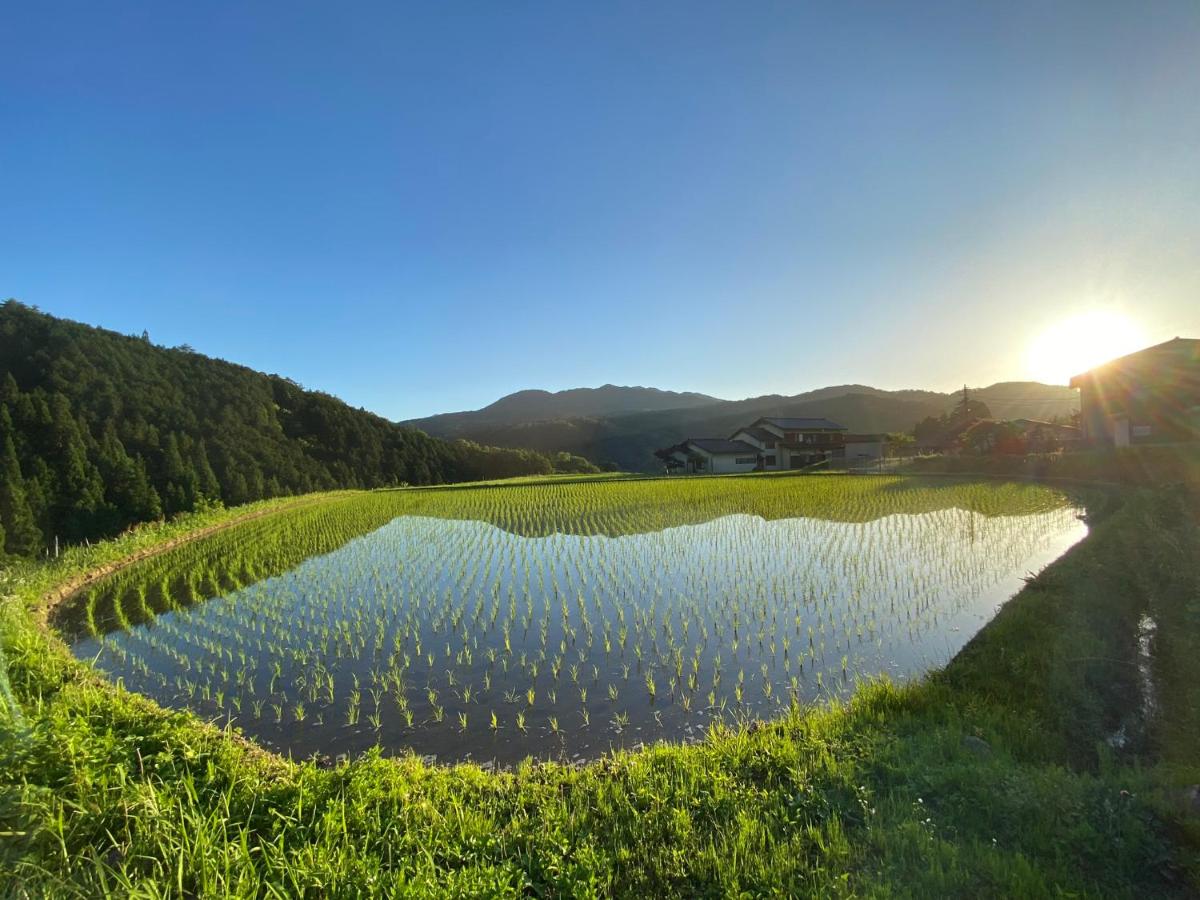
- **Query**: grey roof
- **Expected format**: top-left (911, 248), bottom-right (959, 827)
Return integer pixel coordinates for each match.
top-left (730, 425), bottom-right (778, 443)
top-left (756, 417), bottom-right (846, 431)
top-left (685, 438), bottom-right (761, 455)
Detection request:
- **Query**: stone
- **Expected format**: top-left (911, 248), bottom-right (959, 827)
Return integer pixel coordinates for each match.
top-left (1182, 784), bottom-right (1200, 816)
top-left (962, 735), bottom-right (992, 758)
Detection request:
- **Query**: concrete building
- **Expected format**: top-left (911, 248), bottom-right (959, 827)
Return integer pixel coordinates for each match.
top-left (1069, 338), bottom-right (1200, 447)
top-left (838, 433), bottom-right (889, 466)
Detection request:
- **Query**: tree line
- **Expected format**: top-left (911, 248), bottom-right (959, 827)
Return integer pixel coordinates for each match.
top-left (911, 396), bottom-right (1083, 455)
top-left (0, 300), bottom-right (596, 557)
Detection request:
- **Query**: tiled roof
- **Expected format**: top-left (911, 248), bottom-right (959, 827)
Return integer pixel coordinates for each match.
top-left (756, 417), bottom-right (846, 431)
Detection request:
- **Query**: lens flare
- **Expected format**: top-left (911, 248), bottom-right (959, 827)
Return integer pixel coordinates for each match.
top-left (1025, 311), bottom-right (1148, 384)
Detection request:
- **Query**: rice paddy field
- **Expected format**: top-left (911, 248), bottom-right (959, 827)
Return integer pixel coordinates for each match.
top-left (5, 473), bottom-right (1199, 896)
top-left (56, 475), bottom-right (1088, 765)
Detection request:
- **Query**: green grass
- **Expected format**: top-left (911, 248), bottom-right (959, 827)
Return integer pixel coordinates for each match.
top-left (1, 476), bottom-right (1197, 897)
top-left (905, 442), bottom-right (1200, 486)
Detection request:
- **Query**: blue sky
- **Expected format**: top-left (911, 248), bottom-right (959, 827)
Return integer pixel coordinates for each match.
top-left (3, 2), bottom-right (1198, 419)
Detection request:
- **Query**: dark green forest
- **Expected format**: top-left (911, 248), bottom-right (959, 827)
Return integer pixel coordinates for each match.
top-left (0, 301), bottom-right (596, 557)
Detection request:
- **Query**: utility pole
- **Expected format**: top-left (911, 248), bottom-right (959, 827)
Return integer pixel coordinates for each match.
top-left (957, 384), bottom-right (970, 421)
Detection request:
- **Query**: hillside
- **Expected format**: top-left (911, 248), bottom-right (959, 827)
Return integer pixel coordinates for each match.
top-left (440, 384), bottom-right (719, 425)
top-left (407, 382), bottom-right (1080, 471)
top-left (0, 301), bottom-right (593, 556)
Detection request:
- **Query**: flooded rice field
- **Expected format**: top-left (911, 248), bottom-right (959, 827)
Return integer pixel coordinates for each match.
top-left (61, 478), bottom-right (1088, 765)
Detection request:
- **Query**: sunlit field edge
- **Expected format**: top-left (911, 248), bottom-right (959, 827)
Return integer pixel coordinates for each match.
top-left (1, 475), bottom-right (1197, 896)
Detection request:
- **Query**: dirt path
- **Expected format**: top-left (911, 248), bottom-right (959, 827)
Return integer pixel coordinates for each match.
top-left (35, 493), bottom-right (334, 626)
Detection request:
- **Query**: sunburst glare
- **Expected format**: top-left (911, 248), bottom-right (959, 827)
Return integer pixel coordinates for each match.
top-left (1025, 310), bottom-right (1148, 385)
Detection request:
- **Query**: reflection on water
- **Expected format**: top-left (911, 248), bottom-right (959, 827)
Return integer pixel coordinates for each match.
top-left (69, 505), bottom-right (1087, 765)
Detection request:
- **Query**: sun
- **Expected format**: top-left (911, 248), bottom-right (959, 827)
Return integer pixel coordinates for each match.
top-left (1025, 310), bottom-right (1148, 385)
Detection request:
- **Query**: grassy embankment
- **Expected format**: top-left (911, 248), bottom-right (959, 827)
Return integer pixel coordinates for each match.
top-left (905, 443), bottom-right (1200, 486)
top-left (1, 475), bottom-right (1197, 897)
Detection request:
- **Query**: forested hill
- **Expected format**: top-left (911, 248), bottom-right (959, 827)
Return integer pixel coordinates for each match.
top-left (0, 301), bottom-right (592, 557)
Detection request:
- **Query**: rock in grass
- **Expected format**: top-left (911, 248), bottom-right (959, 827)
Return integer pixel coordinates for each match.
top-left (961, 735), bottom-right (992, 758)
top-left (1182, 784), bottom-right (1200, 816)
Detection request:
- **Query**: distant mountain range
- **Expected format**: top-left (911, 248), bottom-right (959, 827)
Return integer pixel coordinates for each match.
top-left (426, 384), bottom-right (720, 427)
top-left (405, 382), bottom-right (1079, 472)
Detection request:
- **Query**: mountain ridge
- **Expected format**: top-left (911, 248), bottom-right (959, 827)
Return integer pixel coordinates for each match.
top-left (420, 384), bottom-right (722, 429)
top-left (405, 381), bottom-right (1079, 472)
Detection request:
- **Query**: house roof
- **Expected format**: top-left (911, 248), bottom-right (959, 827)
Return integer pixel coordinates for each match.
top-left (754, 417), bottom-right (846, 431)
top-left (684, 438), bottom-right (760, 455)
top-left (1011, 418), bottom-right (1079, 431)
top-left (1069, 337), bottom-right (1200, 387)
top-left (729, 426), bottom-right (779, 443)
top-left (1012, 422), bottom-right (1080, 436)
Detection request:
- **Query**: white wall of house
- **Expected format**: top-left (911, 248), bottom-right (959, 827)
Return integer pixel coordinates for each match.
top-left (687, 445), bottom-right (759, 474)
top-left (711, 453), bottom-right (759, 474)
top-left (751, 425), bottom-right (788, 468)
top-left (729, 430), bottom-right (783, 470)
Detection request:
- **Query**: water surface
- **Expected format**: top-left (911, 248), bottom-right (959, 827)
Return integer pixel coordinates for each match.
top-left (69, 502), bottom-right (1087, 765)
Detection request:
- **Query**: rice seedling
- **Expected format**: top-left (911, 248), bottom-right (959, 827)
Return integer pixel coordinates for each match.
top-left (62, 475), bottom-right (1088, 764)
